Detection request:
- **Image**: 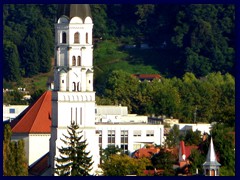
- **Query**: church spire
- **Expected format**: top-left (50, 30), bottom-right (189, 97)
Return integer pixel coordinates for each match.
top-left (202, 137), bottom-right (221, 176)
top-left (57, 4), bottom-right (92, 20)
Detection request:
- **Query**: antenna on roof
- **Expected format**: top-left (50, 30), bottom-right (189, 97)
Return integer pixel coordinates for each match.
top-left (194, 106), bottom-right (197, 124)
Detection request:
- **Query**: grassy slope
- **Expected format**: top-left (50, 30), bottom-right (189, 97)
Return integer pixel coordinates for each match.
top-left (18, 39), bottom-right (174, 94)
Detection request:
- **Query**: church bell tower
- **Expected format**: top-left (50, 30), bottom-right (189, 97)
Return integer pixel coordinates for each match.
top-left (49, 4), bottom-right (99, 175)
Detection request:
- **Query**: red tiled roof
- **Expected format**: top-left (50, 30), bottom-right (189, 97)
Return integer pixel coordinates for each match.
top-left (132, 74), bottom-right (161, 80)
top-left (133, 146), bottom-right (160, 159)
top-left (11, 91), bottom-right (52, 133)
top-left (179, 141), bottom-right (198, 161)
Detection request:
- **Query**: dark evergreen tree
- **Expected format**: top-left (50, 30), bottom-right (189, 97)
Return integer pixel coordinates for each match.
top-left (55, 121), bottom-right (93, 176)
top-left (20, 35), bottom-right (39, 77)
top-left (3, 40), bottom-right (21, 82)
top-left (34, 29), bottom-right (52, 73)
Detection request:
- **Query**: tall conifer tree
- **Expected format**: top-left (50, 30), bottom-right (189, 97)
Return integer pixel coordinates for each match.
top-left (55, 121), bottom-right (93, 176)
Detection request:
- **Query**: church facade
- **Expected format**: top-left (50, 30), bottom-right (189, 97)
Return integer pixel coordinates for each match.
top-left (49, 4), bottom-right (100, 175)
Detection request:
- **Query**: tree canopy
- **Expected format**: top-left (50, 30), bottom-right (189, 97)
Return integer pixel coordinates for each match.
top-left (55, 121), bottom-right (93, 176)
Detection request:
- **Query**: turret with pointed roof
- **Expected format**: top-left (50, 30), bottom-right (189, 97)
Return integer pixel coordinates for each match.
top-left (202, 137), bottom-right (221, 176)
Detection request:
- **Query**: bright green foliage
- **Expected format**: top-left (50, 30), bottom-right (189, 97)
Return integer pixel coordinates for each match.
top-left (99, 71), bottom-right (235, 126)
top-left (104, 70), bottom-right (139, 113)
top-left (3, 90), bottom-right (26, 105)
top-left (3, 124), bottom-right (28, 176)
top-left (164, 124), bottom-right (180, 148)
top-left (3, 40), bottom-right (21, 82)
top-left (100, 154), bottom-right (151, 176)
top-left (55, 121), bottom-right (93, 176)
top-left (100, 145), bottom-right (123, 163)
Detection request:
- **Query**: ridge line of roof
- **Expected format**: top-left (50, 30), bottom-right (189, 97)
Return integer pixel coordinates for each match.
top-left (29, 91), bottom-right (51, 133)
top-left (12, 92), bottom-right (46, 132)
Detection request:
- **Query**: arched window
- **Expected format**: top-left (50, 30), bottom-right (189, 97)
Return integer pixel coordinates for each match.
top-left (86, 33), bottom-right (88, 44)
top-left (62, 32), bottom-right (66, 43)
top-left (72, 82), bottom-right (76, 91)
top-left (72, 56), bottom-right (76, 66)
top-left (77, 56), bottom-right (81, 66)
top-left (211, 169), bottom-right (215, 176)
top-left (74, 32), bottom-right (80, 43)
top-left (206, 169), bottom-right (210, 176)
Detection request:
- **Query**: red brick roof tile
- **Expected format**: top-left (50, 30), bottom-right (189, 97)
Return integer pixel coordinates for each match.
top-left (11, 91), bottom-right (52, 133)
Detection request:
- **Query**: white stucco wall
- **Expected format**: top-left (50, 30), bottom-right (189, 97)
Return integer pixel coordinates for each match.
top-left (28, 134), bottom-right (51, 166)
top-left (3, 105), bottom-right (28, 121)
top-left (96, 123), bottom-right (164, 154)
top-left (177, 123), bottom-right (212, 135)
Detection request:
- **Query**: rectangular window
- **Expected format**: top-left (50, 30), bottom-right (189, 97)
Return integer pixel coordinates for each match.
top-left (133, 130), bottom-right (141, 137)
top-left (121, 130), bottom-right (128, 153)
top-left (146, 130), bottom-right (154, 137)
top-left (133, 144), bottom-right (141, 151)
top-left (9, 108), bottom-right (15, 114)
top-left (62, 80), bottom-right (64, 83)
top-left (108, 130), bottom-right (115, 145)
top-left (96, 130), bottom-right (102, 148)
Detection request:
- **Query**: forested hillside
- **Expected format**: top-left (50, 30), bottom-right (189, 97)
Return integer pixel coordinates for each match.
top-left (3, 4), bottom-right (235, 82)
top-left (3, 4), bottom-right (235, 125)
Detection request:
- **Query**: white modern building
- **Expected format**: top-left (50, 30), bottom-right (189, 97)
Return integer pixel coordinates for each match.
top-left (176, 123), bottom-right (212, 135)
top-left (3, 105), bottom-right (28, 122)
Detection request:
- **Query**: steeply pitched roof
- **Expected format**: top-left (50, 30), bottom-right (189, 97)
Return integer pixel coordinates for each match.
top-left (11, 91), bottom-right (52, 134)
top-left (179, 141), bottom-right (198, 162)
top-left (203, 137), bottom-right (221, 166)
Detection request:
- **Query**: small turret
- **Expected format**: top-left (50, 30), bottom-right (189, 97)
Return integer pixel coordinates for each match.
top-left (202, 137), bottom-right (221, 176)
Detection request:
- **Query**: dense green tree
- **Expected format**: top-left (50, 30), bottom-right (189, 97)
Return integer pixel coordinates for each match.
top-left (104, 70), bottom-right (139, 113)
top-left (55, 121), bottom-right (93, 176)
top-left (171, 4), bottom-right (235, 77)
top-left (164, 124), bottom-right (180, 148)
top-left (3, 40), bottom-right (21, 82)
top-left (91, 4), bottom-right (109, 38)
top-left (3, 124), bottom-right (28, 176)
top-left (211, 124), bottom-right (235, 176)
top-left (20, 35), bottom-right (39, 77)
top-left (34, 28), bottom-right (52, 73)
top-left (188, 149), bottom-right (205, 175)
top-left (100, 145), bottom-right (123, 163)
top-left (3, 90), bottom-right (26, 105)
top-left (184, 130), bottom-right (202, 146)
top-left (100, 154), bottom-right (151, 176)
top-left (29, 89), bottom-right (45, 104)
top-left (151, 148), bottom-right (176, 176)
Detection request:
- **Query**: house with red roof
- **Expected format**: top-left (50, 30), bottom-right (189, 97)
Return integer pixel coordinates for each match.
top-left (132, 144), bottom-right (160, 159)
top-left (132, 74), bottom-right (161, 82)
top-left (178, 141), bottom-right (198, 168)
top-left (10, 91), bottom-right (52, 170)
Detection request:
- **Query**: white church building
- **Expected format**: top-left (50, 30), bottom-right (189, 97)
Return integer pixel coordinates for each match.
top-left (10, 4), bottom-right (164, 176)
